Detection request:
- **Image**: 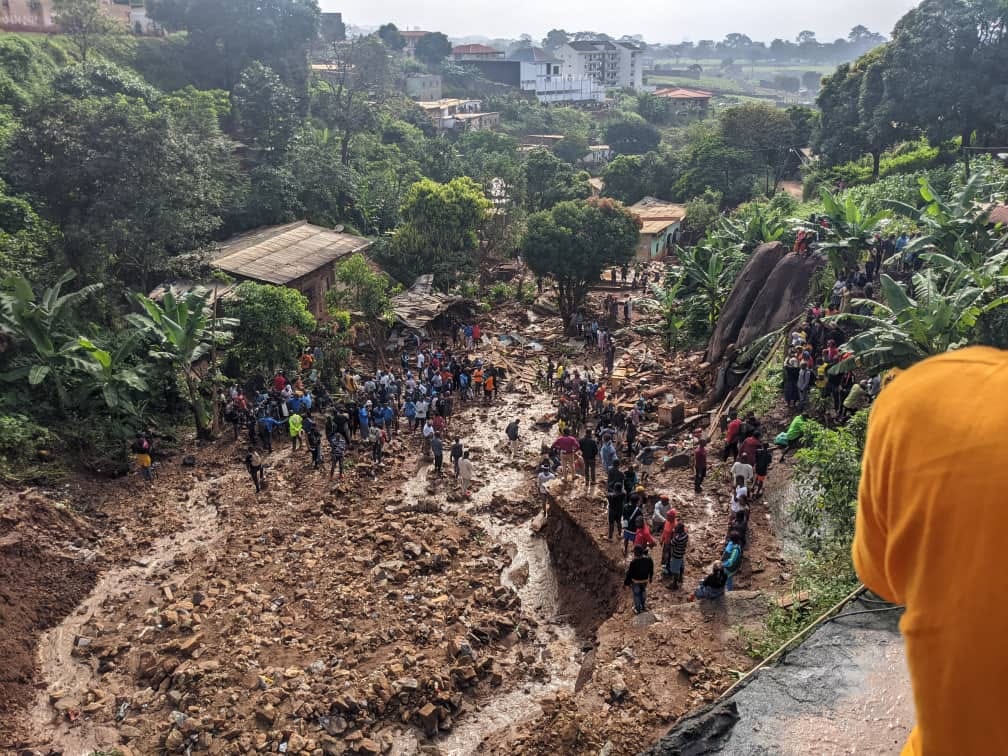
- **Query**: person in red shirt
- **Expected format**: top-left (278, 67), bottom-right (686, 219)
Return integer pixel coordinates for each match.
top-left (739, 431), bottom-right (761, 465)
top-left (272, 371), bottom-right (287, 393)
top-left (693, 439), bottom-right (708, 493)
top-left (634, 520), bottom-right (656, 550)
top-left (552, 433), bottom-right (580, 481)
top-left (472, 323), bottom-right (481, 342)
top-left (722, 412), bottom-right (742, 462)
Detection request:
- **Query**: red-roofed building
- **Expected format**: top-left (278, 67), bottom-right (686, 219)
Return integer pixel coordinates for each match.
top-left (652, 87), bottom-right (713, 116)
top-left (452, 43), bottom-right (504, 61)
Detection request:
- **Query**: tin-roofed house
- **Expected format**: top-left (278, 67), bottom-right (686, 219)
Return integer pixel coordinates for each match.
top-left (212, 221), bottom-right (372, 318)
top-left (628, 197), bottom-right (687, 261)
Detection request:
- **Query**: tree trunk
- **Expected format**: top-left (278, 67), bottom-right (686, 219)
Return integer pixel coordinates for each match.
top-left (871, 150), bottom-right (881, 181)
top-left (184, 371), bottom-right (212, 440)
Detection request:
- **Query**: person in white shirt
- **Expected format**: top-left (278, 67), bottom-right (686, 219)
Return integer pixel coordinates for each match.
top-left (536, 468), bottom-right (556, 500)
top-left (731, 460), bottom-right (754, 488)
top-left (457, 451), bottom-right (474, 495)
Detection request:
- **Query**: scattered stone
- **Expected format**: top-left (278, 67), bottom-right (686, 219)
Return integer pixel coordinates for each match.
top-left (417, 701), bottom-right (439, 736)
top-left (610, 674), bottom-right (628, 702)
top-left (632, 610), bottom-right (657, 626)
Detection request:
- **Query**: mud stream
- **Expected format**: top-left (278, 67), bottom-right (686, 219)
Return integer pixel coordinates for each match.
top-left (29, 472), bottom-right (233, 755)
top-left (395, 392), bottom-right (586, 756)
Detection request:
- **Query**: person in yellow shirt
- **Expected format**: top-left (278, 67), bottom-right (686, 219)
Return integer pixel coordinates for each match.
top-left (854, 346), bottom-right (1008, 755)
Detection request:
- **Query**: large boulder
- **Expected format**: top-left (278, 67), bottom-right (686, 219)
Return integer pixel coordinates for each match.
top-left (734, 253), bottom-right (826, 350)
top-left (706, 242), bottom-right (787, 363)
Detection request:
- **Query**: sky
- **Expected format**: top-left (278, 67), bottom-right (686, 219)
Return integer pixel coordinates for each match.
top-left (323, 0), bottom-right (920, 44)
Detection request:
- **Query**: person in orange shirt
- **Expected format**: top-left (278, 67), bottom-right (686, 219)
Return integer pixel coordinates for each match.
top-left (854, 346), bottom-right (1008, 756)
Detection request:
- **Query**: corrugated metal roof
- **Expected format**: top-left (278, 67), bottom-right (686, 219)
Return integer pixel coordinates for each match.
top-left (640, 220), bottom-right (679, 234)
top-left (213, 221), bottom-right (371, 285)
top-left (453, 43), bottom-right (501, 55)
top-left (508, 46), bottom-right (561, 63)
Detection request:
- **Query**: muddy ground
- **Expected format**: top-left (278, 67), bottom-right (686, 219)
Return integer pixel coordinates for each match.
top-left (3, 282), bottom-right (794, 756)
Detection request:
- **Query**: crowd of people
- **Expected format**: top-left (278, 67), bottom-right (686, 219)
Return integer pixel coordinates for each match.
top-left (219, 326), bottom-right (520, 494)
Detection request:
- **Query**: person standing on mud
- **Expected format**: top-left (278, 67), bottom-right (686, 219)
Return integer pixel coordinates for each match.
top-left (245, 449), bottom-right (265, 493)
top-left (450, 437), bottom-right (464, 477)
top-left (506, 419), bottom-right (521, 458)
top-left (430, 434), bottom-right (444, 476)
top-left (692, 439), bottom-right (707, 494)
top-left (607, 469), bottom-right (626, 540)
top-left (288, 412), bottom-right (303, 452)
top-left (552, 432), bottom-right (580, 482)
top-left (457, 451), bottom-right (474, 496)
top-left (579, 430), bottom-right (598, 488)
top-left (624, 545), bottom-right (654, 614)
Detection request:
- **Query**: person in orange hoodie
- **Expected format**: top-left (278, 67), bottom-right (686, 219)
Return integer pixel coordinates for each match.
top-left (634, 519), bottom-right (656, 552)
top-left (854, 347), bottom-right (1008, 755)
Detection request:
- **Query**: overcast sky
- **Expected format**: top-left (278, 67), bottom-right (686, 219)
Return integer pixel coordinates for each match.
top-left (323, 0), bottom-right (920, 43)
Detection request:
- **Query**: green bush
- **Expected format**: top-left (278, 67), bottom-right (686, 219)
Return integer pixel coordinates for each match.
top-left (0, 412), bottom-right (61, 482)
top-left (489, 281), bottom-right (514, 303)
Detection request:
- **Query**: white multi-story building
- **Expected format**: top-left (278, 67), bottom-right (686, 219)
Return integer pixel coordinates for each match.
top-left (556, 39), bottom-right (644, 92)
top-left (507, 47), bottom-right (605, 104)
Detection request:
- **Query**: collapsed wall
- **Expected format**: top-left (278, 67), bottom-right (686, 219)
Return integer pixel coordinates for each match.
top-left (541, 497), bottom-right (623, 637)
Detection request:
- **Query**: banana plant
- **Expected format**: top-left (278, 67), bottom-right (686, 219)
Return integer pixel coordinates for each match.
top-left (886, 172), bottom-right (1008, 267)
top-left (128, 288), bottom-right (237, 438)
top-left (0, 271), bottom-right (102, 412)
top-left (828, 273), bottom-right (1008, 373)
top-left (815, 188), bottom-right (888, 279)
top-left (75, 334), bottom-right (148, 417)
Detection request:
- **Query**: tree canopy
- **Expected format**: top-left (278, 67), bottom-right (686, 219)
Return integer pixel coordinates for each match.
top-left (523, 198), bottom-right (640, 319)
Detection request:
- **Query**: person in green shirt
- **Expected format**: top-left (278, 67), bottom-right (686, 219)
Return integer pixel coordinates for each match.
top-left (288, 412), bottom-right (303, 451)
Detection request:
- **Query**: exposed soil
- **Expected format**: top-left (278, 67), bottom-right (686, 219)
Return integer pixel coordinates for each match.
top-left (6, 273), bottom-right (795, 756)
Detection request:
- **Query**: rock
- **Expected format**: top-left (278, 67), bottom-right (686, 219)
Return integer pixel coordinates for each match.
top-left (679, 657), bottom-right (704, 677)
top-left (182, 455), bottom-right (197, 466)
top-left (663, 453), bottom-right (691, 469)
top-left (508, 562), bottom-right (529, 588)
top-left (417, 701), bottom-right (439, 736)
top-left (53, 696), bottom-right (80, 713)
top-left (599, 741), bottom-right (614, 756)
top-left (403, 542), bottom-right (423, 558)
top-left (287, 732), bottom-right (307, 752)
top-left (610, 674), bottom-right (627, 702)
top-left (320, 715), bottom-right (347, 736)
top-left (357, 738), bottom-right (381, 755)
top-left (447, 637), bottom-right (473, 659)
top-left (119, 725), bottom-right (142, 740)
top-left (395, 677), bottom-right (420, 692)
top-left (164, 728), bottom-right (184, 750)
top-left (255, 703), bottom-right (277, 725)
top-left (632, 610), bottom-right (657, 626)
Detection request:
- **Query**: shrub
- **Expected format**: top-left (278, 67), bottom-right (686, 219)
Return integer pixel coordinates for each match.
top-left (0, 412), bottom-right (61, 482)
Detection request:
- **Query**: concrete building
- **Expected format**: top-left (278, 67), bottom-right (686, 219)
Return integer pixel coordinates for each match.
top-left (508, 46), bottom-right (605, 104)
top-left (451, 43), bottom-right (504, 61)
top-left (2, 0), bottom-right (151, 31)
top-left (405, 74), bottom-right (443, 101)
top-left (400, 30), bottom-right (431, 58)
top-left (213, 221), bottom-right (372, 318)
top-left (556, 39), bottom-right (644, 91)
top-left (417, 99), bottom-right (499, 132)
top-left (628, 197), bottom-right (687, 261)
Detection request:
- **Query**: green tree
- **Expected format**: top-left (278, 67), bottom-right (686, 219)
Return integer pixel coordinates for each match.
top-left (679, 245), bottom-right (736, 330)
top-left (883, 0), bottom-right (1008, 174)
top-left (522, 198), bottom-right (640, 319)
top-left (0, 181), bottom-right (58, 282)
top-left (9, 88), bottom-right (238, 290)
top-left (148, 0), bottom-right (321, 94)
top-left (313, 34), bottom-right (392, 165)
top-left (53, 0), bottom-right (128, 62)
top-left (542, 29), bottom-right (570, 48)
top-left (553, 134), bottom-right (589, 164)
top-left (377, 22), bottom-right (405, 51)
top-left (328, 252), bottom-right (396, 362)
top-left (128, 288), bottom-right (237, 438)
top-left (682, 189), bottom-right (723, 240)
top-left (636, 92), bottom-right (669, 125)
top-left (719, 102), bottom-right (797, 192)
top-left (384, 177), bottom-right (490, 288)
top-left (226, 282), bottom-right (315, 372)
top-left (522, 149), bottom-right (590, 212)
top-left (232, 62), bottom-right (299, 157)
top-left (601, 154), bottom-right (645, 204)
top-left (605, 115), bottom-right (661, 155)
top-left (415, 31), bottom-right (452, 67)
top-left (0, 271), bottom-right (101, 413)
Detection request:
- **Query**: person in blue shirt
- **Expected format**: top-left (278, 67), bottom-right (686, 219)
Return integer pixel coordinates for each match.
top-left (382, 404), bottom-right (395, 438)
top-left (258, 415), bottom-right (281, 452)
top-left (721, 533), bottom-right (743, 591)
top-left (358, 403), bottom-right (371, 442)
top-left (600, 435), bottom-right (617, 473)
